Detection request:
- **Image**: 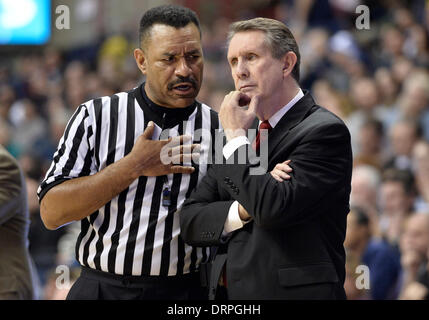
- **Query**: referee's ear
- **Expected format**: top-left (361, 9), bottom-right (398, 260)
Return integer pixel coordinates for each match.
top-left (134, 48), bottom-right (147, 75)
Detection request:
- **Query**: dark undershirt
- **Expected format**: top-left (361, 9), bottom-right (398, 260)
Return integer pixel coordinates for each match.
top-left (140, 83), bottom-right (197, 129)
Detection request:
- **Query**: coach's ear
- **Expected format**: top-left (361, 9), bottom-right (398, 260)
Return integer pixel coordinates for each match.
top-left (134, 48), bottom-right (147, 75)
top-left (282, 51), bottom-right (297, 79)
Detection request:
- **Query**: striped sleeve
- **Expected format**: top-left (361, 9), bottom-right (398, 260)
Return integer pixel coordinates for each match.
top-left (37, 104), bottom-right (95, 202)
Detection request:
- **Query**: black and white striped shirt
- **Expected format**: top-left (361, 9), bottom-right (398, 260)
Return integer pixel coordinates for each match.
top-left (37, 83), bottom-right (220, 276)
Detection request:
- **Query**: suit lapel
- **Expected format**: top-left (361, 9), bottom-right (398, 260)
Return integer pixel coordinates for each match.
top-left (268, 91), bottom-right (315, 155)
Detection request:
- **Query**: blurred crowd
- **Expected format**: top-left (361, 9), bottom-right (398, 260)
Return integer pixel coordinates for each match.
top-left (1, 0), bottom-right (429, 299)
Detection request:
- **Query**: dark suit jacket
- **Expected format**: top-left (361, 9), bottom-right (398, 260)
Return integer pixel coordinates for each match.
top-left (180, 92), bottom-right (353, 300)
top-left (0, 145), bottom-right (35, 299)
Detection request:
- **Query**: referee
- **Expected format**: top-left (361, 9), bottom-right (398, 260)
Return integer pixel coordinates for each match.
top-left (38, 5), bottom-right (219, 300)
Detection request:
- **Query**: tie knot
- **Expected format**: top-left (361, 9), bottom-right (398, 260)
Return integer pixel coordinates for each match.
top-left (252, 120), bottom-right (272, 151)
top-left (259, 120), bottom-right (272, 131)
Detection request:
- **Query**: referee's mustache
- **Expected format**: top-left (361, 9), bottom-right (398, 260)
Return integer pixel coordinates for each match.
top-left (167, 76), bottom-right (198, 90)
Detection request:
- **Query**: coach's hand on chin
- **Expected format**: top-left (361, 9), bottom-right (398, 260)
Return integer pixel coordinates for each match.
top-left (219, 91), bottom-right (260, 142)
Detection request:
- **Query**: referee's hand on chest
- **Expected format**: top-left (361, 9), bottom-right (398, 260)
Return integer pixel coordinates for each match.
top-left (126, 121), bottom-right (201, 178)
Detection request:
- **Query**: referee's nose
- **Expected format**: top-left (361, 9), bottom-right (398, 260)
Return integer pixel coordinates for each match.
top-left (175, 57), bottom-right (193, 78)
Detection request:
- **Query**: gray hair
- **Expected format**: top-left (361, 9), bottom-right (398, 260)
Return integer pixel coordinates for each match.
top-left (227, 17), bottom-right (300, 82)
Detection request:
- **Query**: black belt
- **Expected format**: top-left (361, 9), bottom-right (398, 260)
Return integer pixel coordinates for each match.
top-left (80, 266), bottom-right (201, 288)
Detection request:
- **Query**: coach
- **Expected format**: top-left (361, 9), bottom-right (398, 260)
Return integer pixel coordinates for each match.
top-left (180, 18), bottom-right (353, 300)
top-left (38, 5), bottom-right (219, 300)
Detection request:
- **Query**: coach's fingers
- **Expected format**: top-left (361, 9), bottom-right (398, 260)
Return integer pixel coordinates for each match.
top-left (275, 163), bottom-right (293, 173)
top-left (277, 170), bottom-right (291, 180)
top-left (270, 168), bottom-right (290, 181)
top-left (270, 172), bottom-right (284, 182)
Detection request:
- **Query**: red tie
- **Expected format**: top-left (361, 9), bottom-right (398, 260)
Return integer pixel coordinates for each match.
top-left (252, 120), bottom-right (272, 151)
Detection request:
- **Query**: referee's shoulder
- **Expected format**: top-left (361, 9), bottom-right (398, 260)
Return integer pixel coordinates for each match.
top-left (199, 101), bottom-right (221, 130)
top-left (199, 101), bottom-right (219, 117)
top-left (200, 102), bottom-right (218, 115)
top-left (80, 88), bottom-right (133, 112)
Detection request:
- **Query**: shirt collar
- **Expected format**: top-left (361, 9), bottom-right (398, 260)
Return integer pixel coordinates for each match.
top-left (138, 82), bottom-right (197, 129)
top-left (261, 88), bottom-right (304, 128)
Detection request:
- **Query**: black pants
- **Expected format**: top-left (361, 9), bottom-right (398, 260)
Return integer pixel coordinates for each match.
top-left (66, 267), bottom-right (207, 300)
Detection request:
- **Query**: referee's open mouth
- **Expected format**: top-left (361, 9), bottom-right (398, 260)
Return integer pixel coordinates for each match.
top-left (168, 77), bottom-right (198, 96)
top-left (172, 83), bottom-right (195, 95)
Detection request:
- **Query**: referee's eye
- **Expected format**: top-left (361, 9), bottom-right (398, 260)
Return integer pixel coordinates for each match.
top-left (186, 54), bottom-right (200, 62)
top-left (163, 55), bottom-right (175, 63)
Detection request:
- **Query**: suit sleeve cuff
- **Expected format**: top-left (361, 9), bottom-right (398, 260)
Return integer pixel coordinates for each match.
top-left (222, 136), bottom-right (250, 160)
top-left (222, 201), bottom-right (252, 237)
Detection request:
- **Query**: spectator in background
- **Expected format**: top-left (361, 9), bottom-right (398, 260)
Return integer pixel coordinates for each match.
top-left (405, 24), bottom-right (429, 67)
top-left (374, 67), bottom-right (399, 110)
top-left (291, 0), bottom-right (343, 34)
top-left (299, 28), bottom-right (330, 90)
top-left (412, 141), bottom-right (429, 212)
top-left (344, 206), bottom-right (402, 300)
top-left (384, 70), bottom-right (429, 141)
top-left (63, 61), bottom-right (90, 112)
top-left (379, 168), bottom-right (416, 246)
top-left (8, 99), bottom-right (50, 159)
top-left (354, 118), bottom-right (386, 170)
top-left (350, 165), bottom-right (382, 237)
top-left (390, 56), bottom-right (415, 86)
top-left (394, 7), bottom-right (416, 33)
top-left (385, 117), bottom-right (422, 171)
top-left (45, 96), bottom-right (72, 155)
top-left (311, 79), bottom-right (349, 120)
top-left (376, 24), bottom-right (406, 68)
top-left (326, 30), bottom-right (366, 93)
top-left (399, 212), bottom-right (429, 300)
top-left (345, 76), bottom-right (388, 155)
top-left (395, 5), bottom-right (429, 68)
top-left (42, 47), bottom-right (63, 84)
top-left (400, 265), bottom-right (429, 300)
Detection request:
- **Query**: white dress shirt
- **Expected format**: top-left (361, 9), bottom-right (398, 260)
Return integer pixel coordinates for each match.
top-left (222, 89), bottom-right (304, 235)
